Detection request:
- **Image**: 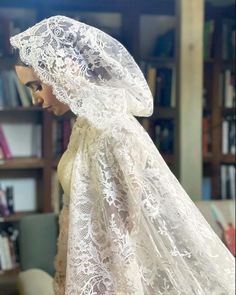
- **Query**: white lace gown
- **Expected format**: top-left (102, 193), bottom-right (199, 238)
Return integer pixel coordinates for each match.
top-left (54, 115), bottom-right (235, 295)
top-left (10, 15), bottom-right (235, 295)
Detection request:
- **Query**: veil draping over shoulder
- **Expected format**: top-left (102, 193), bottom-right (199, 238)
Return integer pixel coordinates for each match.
top-left (10, 16), bottom-right (235, 295)
top-left (10, 15), bottom-right (153, 128)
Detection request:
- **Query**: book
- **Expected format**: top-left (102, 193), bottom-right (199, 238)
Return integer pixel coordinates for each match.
top-left (0, 71), bottom-right (19, 108)
top-left (6, 186), bottom-right (14, 215)
top-left (224, 70), bottom-right (234, 108)
top-left (229, 165), bottom-right (236, 200)
top-left (146, 65), bottom-right (156, 98)
top-left (229, 116), bottom-right (236, 154)
top-left (202, 116), bottom-right (211, 156)
top-left (2, 234), bottom-right (12, 270)
top-left (12, 71), bottom-right (31, 107)
top-left (141, 118), bottom-right (150, 133)
top-left (222, 116), bottom-right (236, 155)
top-left (222, 119), bottom-right (229, 154)
top-left (202, 177), bottom-right (212, 200)
top-left (221, 165), bottom-right (235, 200)
top-left (154, 120), bottom-right (174, 153)
top-left (0, 125), bottom-right (12, 159)
top-left (153, 29), bottom-right (175, 58)
top-left (221, 165), bottom-right (227, 199)
top-left (222, 19), bottom-right (236, 60)
top-left (203, 20), bottom-right (215, 59)
top-left (0, 235), bottom-right (7, 271)
top-left (0, 186), bottom-right (10, 217)
top-left (155, 67), bottom-right (173, 107)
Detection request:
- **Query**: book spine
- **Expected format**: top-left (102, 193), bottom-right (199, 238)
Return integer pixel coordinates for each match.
top-left (202, 117), bottom-right (210, 156)
top-left (147, 65), bottom-right (156, 98)
top-left (0, 235), bottom-right (7, 271)
top-left (221, 165), bottom-right (227, 199)
top-left (229, 165), bottom-right (235, 200)
top-left (2, 236), bottom-right (12, 270)
top-left (222, 119), bottom-right (229, 154)
top-left (0, 186), bottom-right (10, 217)
top-left (0, 125), bottom-right (12, 159)
top-left (6, 186), bottom-right (14, 215)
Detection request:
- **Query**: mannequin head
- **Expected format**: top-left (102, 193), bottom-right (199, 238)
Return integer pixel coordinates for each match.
top-left (14, 50), bottom-right (70, 116)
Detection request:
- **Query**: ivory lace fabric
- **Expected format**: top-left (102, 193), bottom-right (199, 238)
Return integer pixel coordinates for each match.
top-left (10, 16), bottom-right (235, 295)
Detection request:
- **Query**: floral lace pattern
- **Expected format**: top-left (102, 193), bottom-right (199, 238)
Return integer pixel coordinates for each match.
top-left (10, 16), bottom-right (235, 295)
top-left (65, 115), bottom-right (235, 294)
top-left (10, 15), bottom-right (153, 129)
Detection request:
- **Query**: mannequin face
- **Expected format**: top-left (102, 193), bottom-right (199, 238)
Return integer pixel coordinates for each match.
top-left (15, 66), bottom-right (70, 116)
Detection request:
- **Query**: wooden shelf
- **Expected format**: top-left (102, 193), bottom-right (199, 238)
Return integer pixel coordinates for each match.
top-left (0, 211), bottom-right (37, 223)
top-left (0, 107), bottom-right (43, 124)
top-left (203, 107), bottom-right (212, 115)
top-left (142, 56), bottom-right (175, 64)
top-left (221, 59), bottom-right (236, 65)
top-left (0, 267), bottom-right (19, 285)
top-left (221, 107), bottom-right (236, 115)
top-left (203, 154), bottom-right (213, 163)
top-left (0, 157), bottom-right (45, 169)
top-left (0, 107), bottom-right (42, 113)
top-left (52, 158), bottom-right (60, 169)
top-left (162, 154), bottom-right (175, 164)
top-left (220, 154), bottom-right (236, 164)
top-left (204, 58), bottom-right (214, 64)
top-left (0, 0), bottom-right (175, 14)
top-left (203, 154), bottom-right (236, 165)
top-left (152, 107), bottom-right (176, 119)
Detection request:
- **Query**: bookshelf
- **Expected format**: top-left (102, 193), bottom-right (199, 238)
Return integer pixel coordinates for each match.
top-left (203, 3), bottom-right (236, 200)
top-left (0, 0), bottom-right (235, 292)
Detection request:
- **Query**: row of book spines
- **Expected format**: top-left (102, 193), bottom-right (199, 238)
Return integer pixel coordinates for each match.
top-left (0, 70), bottom-right (32, 108)
top-left (222, 117), bottom-right (236, 155)
top-left (145, 64), bottom-right (176, 108)
top-left (203, 167), bottom-right (235, 201)
top-left (0, 233), bottom-right (18, 272)
top-left (221, 164), bottom-right (236, 200)
top-left (204, 19), bottom-right (235, 60)
top-left (140, 119), bottom-right (174, 154)
top-left (202, 116), bottom-right (235, 156)
top-left (219, 69), bottom-right (235, 108)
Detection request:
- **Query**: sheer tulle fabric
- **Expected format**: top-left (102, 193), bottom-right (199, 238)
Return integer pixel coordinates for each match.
top-left (10, 16), bottom-right (235, 295)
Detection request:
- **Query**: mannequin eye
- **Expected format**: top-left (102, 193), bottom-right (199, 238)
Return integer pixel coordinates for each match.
top-left (35, 84), bottom-right (42, 92)
top-left (31, 83), bottom-right (42, 92)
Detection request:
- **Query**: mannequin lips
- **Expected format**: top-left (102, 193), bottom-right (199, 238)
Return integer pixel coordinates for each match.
top-left (42, 105), bottom-right (54, 113)
top-left (43, 105), bottom-right (52, 111)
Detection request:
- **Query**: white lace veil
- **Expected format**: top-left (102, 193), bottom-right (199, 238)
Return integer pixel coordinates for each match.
top-left (10, 15), bottom-right (235, 295)
top-left (10, 15), bottom-right (153, 127)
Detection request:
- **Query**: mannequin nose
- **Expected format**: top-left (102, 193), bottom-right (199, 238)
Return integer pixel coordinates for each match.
top-left (32, 93), bottom-right (43, 106)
